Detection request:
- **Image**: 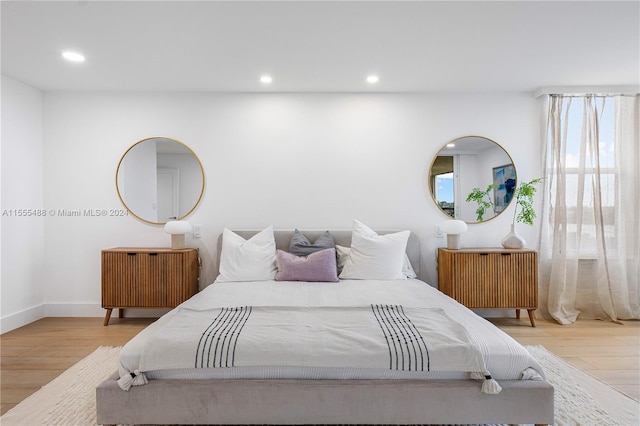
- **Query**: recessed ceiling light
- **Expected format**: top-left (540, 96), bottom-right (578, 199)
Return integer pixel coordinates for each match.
top-left (260, 75), bottom-right (273, 84)
top-left (62, 51), bottom-right (85, 62)
top-left (366, 75), bottom-right (379, 84)
top-left (447, 143), bottom-right (456, 148)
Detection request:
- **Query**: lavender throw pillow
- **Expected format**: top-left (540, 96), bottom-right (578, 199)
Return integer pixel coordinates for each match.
top-left (275, 248), bottom-right (339, 282)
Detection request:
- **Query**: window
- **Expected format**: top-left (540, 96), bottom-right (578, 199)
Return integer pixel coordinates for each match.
top-left (435, 172), bottom-right (454, 212)
top-left (542, 93), bottom-right (639, 323)
top-left (546, 96), bottom-right (617, 257)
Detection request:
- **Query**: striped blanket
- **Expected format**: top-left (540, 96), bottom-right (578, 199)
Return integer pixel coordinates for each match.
top-left (131, 305), bottom-right (500, 393)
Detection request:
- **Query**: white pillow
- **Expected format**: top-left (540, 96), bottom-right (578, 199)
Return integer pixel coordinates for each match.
top-left (216, 227), bottom-right (277, 282)
top-left (338, 220), bottom-right (410, 280)
top-left (336, 245), bottom-right (416, 279)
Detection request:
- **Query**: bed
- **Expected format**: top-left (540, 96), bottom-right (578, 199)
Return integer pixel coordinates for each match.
top-left (96, 227), bottom-right (554, 425)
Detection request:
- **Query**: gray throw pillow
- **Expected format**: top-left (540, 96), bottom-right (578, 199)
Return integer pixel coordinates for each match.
top-left (289, 229), bottom-right (336, 257)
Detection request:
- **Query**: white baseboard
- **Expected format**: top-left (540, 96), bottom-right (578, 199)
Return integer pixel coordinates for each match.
top-left (44, 303), bottom-right (171, 319)
top-left (1, 304), bottom-right (172, 333)
top-left (1, 304), bottom-right (46, 334)
top-left (44, 303), bottom-right (105, 317)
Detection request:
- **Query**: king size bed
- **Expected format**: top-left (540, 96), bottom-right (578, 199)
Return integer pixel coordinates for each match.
top-left (96, 225), bottom-right (554, 425)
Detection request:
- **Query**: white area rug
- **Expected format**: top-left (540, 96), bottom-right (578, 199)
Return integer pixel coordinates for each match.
top-left (1, 346), bottom-right (121, 426)
top-left (526, 345), bottom-right (638, 426)
top-left (1, 345), bottom-right (638, 426)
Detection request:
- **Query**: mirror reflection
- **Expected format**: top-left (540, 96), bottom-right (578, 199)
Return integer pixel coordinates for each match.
top-left (116, 137), bottom-right (205, 224)
top-left (428, 136), bottom-right (516, 223)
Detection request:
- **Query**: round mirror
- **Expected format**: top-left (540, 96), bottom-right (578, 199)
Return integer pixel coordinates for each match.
top-left (116, 137), bottom-right (205, 224)
top-left (428, 136), bottom-right (516, 223)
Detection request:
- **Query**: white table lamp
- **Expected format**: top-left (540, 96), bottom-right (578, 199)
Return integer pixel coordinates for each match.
top-left (164, 220), bottom-right (191, 249)
top-left (440, 220), bottom-right (468, 250)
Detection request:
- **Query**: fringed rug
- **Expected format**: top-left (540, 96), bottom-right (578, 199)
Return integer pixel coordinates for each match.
top-left (1, 345), bottom-right (638, 426)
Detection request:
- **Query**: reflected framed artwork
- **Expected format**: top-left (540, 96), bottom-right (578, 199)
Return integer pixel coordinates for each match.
top-left (493, 164), bottom-right (516, 213)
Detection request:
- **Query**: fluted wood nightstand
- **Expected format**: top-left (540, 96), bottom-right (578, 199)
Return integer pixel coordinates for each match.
top-left (101, 247), bottom-right (199, 325)
top-left (437, 248), bottom-right (538, 326)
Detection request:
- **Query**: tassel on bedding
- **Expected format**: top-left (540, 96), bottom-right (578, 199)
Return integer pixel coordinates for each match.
top-left (117, 370), bottom-right (148, 391)
top-left (470, 370), bottom-right (502, 394)
top-left (521, 367), bottom-right (544, 381)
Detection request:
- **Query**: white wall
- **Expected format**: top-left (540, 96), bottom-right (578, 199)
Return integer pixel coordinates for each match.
top-left (1, 90), bottom-right (542, 330)
top-left (1, 75), bottom-right (45, 333)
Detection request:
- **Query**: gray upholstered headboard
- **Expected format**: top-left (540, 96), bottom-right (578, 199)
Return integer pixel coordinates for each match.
top-left (215, 229), bottom-right (420, 278)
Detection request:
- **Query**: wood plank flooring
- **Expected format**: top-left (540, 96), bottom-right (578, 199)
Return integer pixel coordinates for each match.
top-left (490, 317), bottom-right (640, 400)
top-left (0, 317), bottom-right (154, 415)
top-left (1, 316), bottom-right (638, 416)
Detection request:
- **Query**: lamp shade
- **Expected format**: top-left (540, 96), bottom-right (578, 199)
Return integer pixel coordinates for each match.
top-left (164, 221), bottom-right (191, 249)
top-left (440, 219), bottom-right (467, 250)
top-left (440, 220), bottom-right (467, 235)
top-left (164, 220), bottom-right (191, 235)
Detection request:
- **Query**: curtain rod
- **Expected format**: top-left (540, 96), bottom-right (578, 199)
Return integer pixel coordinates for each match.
top-left (533, 86), bottom-right (639, 98)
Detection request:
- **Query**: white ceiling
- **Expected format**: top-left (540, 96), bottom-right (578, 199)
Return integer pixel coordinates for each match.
top-left (2, 1), bottom-right (638, 93)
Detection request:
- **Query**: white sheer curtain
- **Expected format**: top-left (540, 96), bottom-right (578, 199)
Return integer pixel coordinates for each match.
top-left (539, 94), bottom-right (640, 324)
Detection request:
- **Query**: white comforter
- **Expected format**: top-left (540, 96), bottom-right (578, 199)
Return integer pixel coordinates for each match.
top-left (119, 279), bottom-right (545, 382)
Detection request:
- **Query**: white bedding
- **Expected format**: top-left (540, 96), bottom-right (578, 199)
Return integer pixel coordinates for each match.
top-left (119, 279), bottom-right (545, 382)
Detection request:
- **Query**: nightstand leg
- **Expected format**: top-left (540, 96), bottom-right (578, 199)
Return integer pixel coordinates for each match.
top-left (515, 309), bottom-right (521, 319)
top-left (527, 309), bottom-right (536, 327)
top-left (103, 309), bottom-right (113, 326)
top-left (119, 308), bottom-right (124, 318)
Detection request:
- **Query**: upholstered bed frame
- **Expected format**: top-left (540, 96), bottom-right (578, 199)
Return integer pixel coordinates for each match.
top-left (96, 230), bottom-right (554, 426)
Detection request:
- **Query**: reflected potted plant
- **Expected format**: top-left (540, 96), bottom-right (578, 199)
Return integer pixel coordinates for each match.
top-left (466, 184), bottom-right (496, 222)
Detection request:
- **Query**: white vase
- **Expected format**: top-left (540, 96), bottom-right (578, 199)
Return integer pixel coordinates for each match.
top-left (501, 224), bottom-right (525, 249)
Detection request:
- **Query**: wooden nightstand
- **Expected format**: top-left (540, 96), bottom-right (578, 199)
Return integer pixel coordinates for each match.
top-left (101, 247), bottom-right (199, 325)
top-left (437, 248), bottom-right (538, 326)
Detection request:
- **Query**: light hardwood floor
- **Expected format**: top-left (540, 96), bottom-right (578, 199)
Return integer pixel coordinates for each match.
top-left (491, 316), bottom-right (640, 400)
top-left (1, 316), bottom-right (638, 416)
top-left (0, 317), bottom-right (154, 415)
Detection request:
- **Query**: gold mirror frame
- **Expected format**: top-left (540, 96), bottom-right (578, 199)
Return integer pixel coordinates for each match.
top-left (116, 136), bottom-right (205, 225)
top-left (428, 135), bottom-right (517, 224)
